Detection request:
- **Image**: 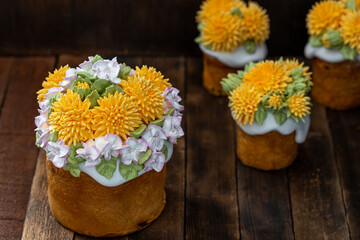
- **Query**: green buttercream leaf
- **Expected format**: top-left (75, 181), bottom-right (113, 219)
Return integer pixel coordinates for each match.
top-left (160, 144), bottom-right (168, 159)
top-left (91, 54), bottom-right (103, 63)
top-left (93, 79), bottom-right (112, 93)
top-left (221, 73), bottom-right (243, 95)
top-left (138, 149), bottom-right (152, 165)
top-left (69, 168), bottom-right (81, 177)
top-left (86, 90), bottom-right (100, 108)
top-left (119, 162), bottom-right (144, 180)
top-left (50, 131), bottom-right (58, 142)
top-left (129, 124), bottom-right (147, 139)
top-left (165, 109), bottom-right (175, 116)
top-left (194, 36), bottom-right (202, 44)
top-left (292, 115), bottom-right (299, 123)
top-left (203, 45), bottom-right (212, 50)
top-left (102, 84), bottom-right (124, 97)
top-left (230, 7), bottom-right (242, 18)
top-left (290, 67), bottom-right (303, 79)
top-left (96, 157), bottom-right (117, 180)
top-left (255, 107), bottom-right (267, 126)
top-left (119, 66), bottom-right (132, 80)
top-left (278, 57), bottom-right (284, 63)
top-left (77, 71), bottom-right (97, 81)
top-left (35, 132), bottom-right (40, 147)
top-left (340, 45), bottom-right (357, 60)
top-left (48, 93), bottom-right (61, 115)
top-left (150, 118), bottom-right (165, 127)
top-left (197, 23), bottom-right (204, 31)
top-left (346, 0), bottom-right (356, 9)
top-left (309, 35), bottom-right (322, 47)
top-left (324, 30), bottom-right (344, 49)
top-left (244, 62), bottom-right (255, 72)
top-left (274, 111), bottom-right (287, 126)
top-left (244, 39), bottom-right (256, 54)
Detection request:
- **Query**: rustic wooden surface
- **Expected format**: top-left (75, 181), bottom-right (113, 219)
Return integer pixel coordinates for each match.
top-left (0, 55), bottom-right (357, 240)
top-left (0, 0), bottom-right (317, 56)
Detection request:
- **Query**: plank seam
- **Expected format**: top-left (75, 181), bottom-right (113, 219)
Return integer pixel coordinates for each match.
top-left (286, 169), bottom-right (296, 240)
top-left (0, 59), bottom-right (13, 120)
top-left (233, 123), bottom-right (242, 240)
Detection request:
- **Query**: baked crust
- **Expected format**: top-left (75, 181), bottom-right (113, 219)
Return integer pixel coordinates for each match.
top-left (236, 127), bottom-right (298, 170)
top-left (312, 57), bottom-right (360, 110)
top-left (202, 53), bottom-right (238, 96)
top-left (46, 161), bottom-right (166, 237)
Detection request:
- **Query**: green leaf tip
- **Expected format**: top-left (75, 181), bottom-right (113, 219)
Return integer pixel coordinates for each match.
top-left (96, 157), bottom-right (117, 180)
top-left (274, 111), bottom-right (287, 126)
top-left (324, 30), bottom-right (344, 49)
top-left (194, 36), bottom-right (202, 44)
top-left (119, 66), bottom-right (132, 80)
top-left (150, 118), bottom-right (165, 127)
top-left (230, 7), bottom-right (242, 18)
top-left (160, 144), bottom-right (169, 159)
top-left (255, 107), bottom-right (267, 126)
top-left (86, 90), bottom-right (101, 108)
top-left (91, 54), bottom-right (104, 63)
top-left (102, 84), bottom-right (124, 97)
top-left (346, 0), bottom-right (356, 10)
top-left (119, 162), bottom-right (144, 181)
top-left (197, 23), bottom-right (204, 31)
top-left (77, 71), bottom-right (97, 81)
top-left (244, 39), bottom-right (256, 54)
top-left (138, 149), bottom-right (152, 165)
top-left (35, 132), bottom-right (40, 147)
top-left (309, 35), bottom-right (322, 47)
top-left (340, 45), bottom-right (357, 60)
top-left (129, 124), bottom-right (147, 139)
top-left (93, 79), bottom-right (112, 94)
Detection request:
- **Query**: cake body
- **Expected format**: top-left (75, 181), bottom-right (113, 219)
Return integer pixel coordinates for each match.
top-left (47, 161), bottom-right (166, 237)
top-left (312, 57), bottom-right (360, 110)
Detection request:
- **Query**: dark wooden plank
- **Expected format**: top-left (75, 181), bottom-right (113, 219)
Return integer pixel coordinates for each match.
top-left (0, 57), bottom-right (14, 109)
top-left (0, 135), bottom-right (39, 240)
top-left (237, 164), bottom-right (294, 239)
top-left (21, 151), bottom-right (74, 240)
top-left (327, 108), bottom-right (360, 239)
top-left (0, 56), bottom-right (55, 134)
top-left (185, 57), bottom-right (239, 239)
top-left (288, 102), bottom-right (350, 240)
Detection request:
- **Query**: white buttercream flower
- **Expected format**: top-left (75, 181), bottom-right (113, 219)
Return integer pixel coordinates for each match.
top-left (119, 137), bottom-right (148, 165)
top-left (92, 57), bottom-right (121, 84)
top-left (45, 87), bottom-right (63, 100)
top-left (60, 68), bottom-right (77, 89)
top-left (163, 87), bottom-right (184, 112)
top-left (102, 133), bottom-right (123, 161)
top-left (37, 129), bottom-right (50, 149)
top-left (145, 152), bottom-right (166, 172)
top-left (142, 125), bottom-right (167, 151)
top-left (46, 139), bottom-right (70, 168)
top-left (76, 136), bottom-right (109, 167)
top-left (38, 99), bottom-right (50, 116)
top-left (162, 114), bottom-right (184, 144)
top-left (35, 114), bottom-right (48, 132)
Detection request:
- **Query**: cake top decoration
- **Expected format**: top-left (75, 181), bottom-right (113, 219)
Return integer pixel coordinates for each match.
top-left (221, 58), bottom-right (312, 126)
top-left (35, 55), bottom-right (184, 183)
top-left (306, 0), bottom-right (360, 60)
top-left (195, 0), bottom-right (270, 53)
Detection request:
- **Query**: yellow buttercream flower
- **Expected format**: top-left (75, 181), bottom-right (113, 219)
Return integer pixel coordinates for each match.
top-left (121, 74), bottom-right (165, 123)
top-left (196, 0), bottom-right (246, 23)
top-left (49, 90), bottom-right (93, 146)
top-left (230, 84), bottom-right (262, 125)
top-left (267, 94), bottom-right (283, 109)
top-left (243, 60), bottom-right (292, 94)
top-left (340, 10), bottom-right (360, 52)
top-left (91, 92), bottom-right (142, 139)
top-left (37, 65), bottom-right (69, 102)
top-left (283, 58), bottom-right (312, 81)
top-left (286, 93), bottom-right (311, 118)
top-left (77, 82), bottom-right (90, 90)
top-left (202, 11), bottom-right (246, 52)
top-left (242, 1), bottom-right (270, 44)
top-left (134, 65), bottom-right (171, 92)
top-left (306, 0), bottom-right (345, 36)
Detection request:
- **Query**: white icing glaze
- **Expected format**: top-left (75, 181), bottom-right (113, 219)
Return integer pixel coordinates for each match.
top-left (79, 141), bottom-right (174, 187)
top-left (199, 44), bottom-right (268, 68)
top-left (236, 112), bottom-right (310, 144)
top-left (304, 43), bottom-right (360, 63)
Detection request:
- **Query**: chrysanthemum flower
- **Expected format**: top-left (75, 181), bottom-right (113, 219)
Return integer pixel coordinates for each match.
top-left (121, 74), bottom-right (165, 123)
top-left (340, 10), bottom-right (360, 52)
top-left (77, 82), bottom-right (90, 89)
top-left (49, 90), bottom-right (93, 146)
top-left (230, 84), bottom-right (262, 125)
top-left (91, 92), bottom-right (142, 139)
top-left (202, 11), bottom-right (246, 52)
top-left (306, 0), bottom-right (345, 36)
top-left (286, 93), bottom-right (311, 118)
top-left (37, 65), bottom-right (69, 102)
top-left (134, 65), bottom-right (171, 92)
top-left (243, 60), bottom-right (291, 94)
top-left (242, 1), bottom-right (270, 44)
top-left (196, 0), bottom-right (246, 24)
top-left (283, 58), bottom-right (312, 80)
top-left (268, 94), bottom-right (283, 109)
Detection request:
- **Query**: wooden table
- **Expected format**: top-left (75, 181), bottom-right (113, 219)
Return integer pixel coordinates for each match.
top-left (0, 55), bottom-right (358, 240)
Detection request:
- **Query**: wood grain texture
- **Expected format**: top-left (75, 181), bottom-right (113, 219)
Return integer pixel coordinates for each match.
top-left (185, 57), bottom-right (240, 239)
top-left (21, 151), bottom-right (74, 240)
top-left (0, 0), bottom-right (317, 56)
top-left (327, 108), bottom-right (360, 239)
top-left (288, 102), bottom-right (350, 240)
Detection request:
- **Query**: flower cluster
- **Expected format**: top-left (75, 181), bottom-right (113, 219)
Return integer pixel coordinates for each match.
top-left (195, 0), bottom-right (270, 53)
top-left (221, 58), bottom-right (312, 126)
top-left (35, 55), bottom-right (184, 180)
top-left (306, 0), bottom-right (360, 59)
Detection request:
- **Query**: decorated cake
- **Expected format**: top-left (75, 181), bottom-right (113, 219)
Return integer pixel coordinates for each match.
top-left (195, 0), bottom-right (270, 96)
top-left (35, 55), bottom-right (184, 237)
top-left (221, 58), bottom-right (312, 170)
top-left (305, 0), bottom-right (360, 110)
